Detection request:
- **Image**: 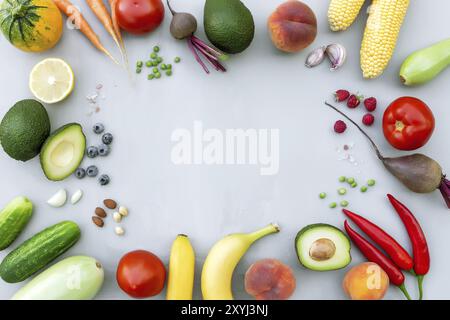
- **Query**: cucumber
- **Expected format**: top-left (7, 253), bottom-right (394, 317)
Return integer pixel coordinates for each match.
top-left (0, 221), bottom-right (81, 283)
top-left (0, 196), bottom-right (33, 250)
top-left (12, 256), bottom-right (104, 300)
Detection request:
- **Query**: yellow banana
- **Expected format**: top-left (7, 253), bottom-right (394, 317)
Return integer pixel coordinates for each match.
top-left (166, 234), bottom-right (195, 300)
top-left (201, 223), bottom-right (280, 300)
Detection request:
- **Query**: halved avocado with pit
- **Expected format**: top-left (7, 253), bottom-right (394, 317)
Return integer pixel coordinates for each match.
top-left (40, 123), bottom-right (86, 181)
top-left (295, 223), bottom-right (351, 271)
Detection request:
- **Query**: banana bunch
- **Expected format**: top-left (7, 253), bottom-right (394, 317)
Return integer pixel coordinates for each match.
top-left (328, 0), bottom-right (410, 78)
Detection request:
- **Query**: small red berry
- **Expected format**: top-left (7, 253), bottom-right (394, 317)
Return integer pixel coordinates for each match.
top-left (364, 97), bottom-right (377, 112)
top-left (334, 90), bottom-right (350, 102)
top-left (362, 113), bottom-right (375, 126)
top-left (334, 120), bottom-right (347, 133)
top-left (347, 94), bottom-right (362, 108)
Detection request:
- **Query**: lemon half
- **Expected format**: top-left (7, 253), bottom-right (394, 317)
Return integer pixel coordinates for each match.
top-left (29, 58), bottom-right (75, 104)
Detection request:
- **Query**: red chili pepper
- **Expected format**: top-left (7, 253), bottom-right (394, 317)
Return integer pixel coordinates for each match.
top-left (387, 194), bottom-right (430, 300)
top-left (343, 209), bottom-right (414, 271)
top-left (344, 220), bottom-right (411, 300)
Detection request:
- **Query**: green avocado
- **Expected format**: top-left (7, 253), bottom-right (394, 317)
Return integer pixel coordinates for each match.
top-left (0, 99), bottom-right (50, 161)
top-left (204, 0), bottom-right (255, 54)
top-left (40, 123), bottom-right (86, 181)
top-left (295, 223), bottom-right (351, 271)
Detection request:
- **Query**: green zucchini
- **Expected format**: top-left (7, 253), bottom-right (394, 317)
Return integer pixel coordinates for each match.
top-left (0, 220), bottom-right (81, 283)
top-left (0, 196), bottom-right (33, 250)
top-left (12, 256), bottom-right (104, 300)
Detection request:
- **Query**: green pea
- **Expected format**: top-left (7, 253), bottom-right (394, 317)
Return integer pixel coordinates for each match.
top-left (351, 182), bottom-right (357, 188)
top-left (157, 57), bottom-right (163, 63)
top-left (174, 57), bottom-right (181, 63)
top-left (150, 52), bottom-right (157, 59)
top-left (166, 70), bottom-right (172, 76)
top-left (368, 179), bottom-right (376, 187)
top-left (136, 61), bottom-right (143, 68)
top-left (361, 186), bottom-right (368, 193)
top-left (329, 202), bottom-right (337, 209)
top-left (340, 200), bottom-right (349, 207)
top-left (147, 74), bottom-right (154, 80)
top-left (136, 68), bottom-right (142, 74)
top-left (167, 64), bottom-right (172, 69)
top-left (339, 176), bottom-right (346, 182)
top-left (145, 61), bottom-right (152, 67)
top-left (319, 192), bottom-right (327, 199)
top-left (152, 67), bottom-right (159, 74)
top-left (338, 188), bottom-right (347, 195)
top-left (160, 64), bottom-right (167, 70)
top-left (153, 46), bottom-right (160, 53)
top-left (155, 73), bottom-right (161, 79)
top-left (346, 177), bottom-right (355, 184)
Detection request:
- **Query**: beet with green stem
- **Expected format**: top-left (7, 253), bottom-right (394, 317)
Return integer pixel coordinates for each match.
top-left (166, 0), bottom-right (228, 74)
top-left (325, 101), bottom-right (450, 209)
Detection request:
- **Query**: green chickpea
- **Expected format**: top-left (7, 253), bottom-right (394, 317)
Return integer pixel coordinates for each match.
top-left (339, 176), bottom-right (346, 182)
top-left (153, 46), bottom-right (160, 53)
top-left (319, 192), bottom-right (327, 199)
top-left (145, 61), bottom-right (152, 67)
top-left (166, 70), bottom-right (172, 76)
top-left (152, 68), bottom-right (159, 74)
top-left (155, 73), bottom-right (161, 79)
top-left (338, 188), bottom-right (347, 195)
top-left (147, 74), bottom-right (154, 80)
top-left (167, 64), bottom-right (172, 69)
top-left (368, 179), bottom-right (376, 187)
top-left (150, 52), bottom-right (157, 59)
top-left (136, 68), bottom-right (142, 74)
top-left (174, 57), bottom-right (181, 63)
top-left (340, 200), bottom-right (349, 207)
top-left (346, 177), bottom-right (355, 184)
top-left (329, 202), bottom-right (337, 209)
top-left (136, 61), bottom-right (143, 68)
top-left (360, 186), bottom-right (368, 193)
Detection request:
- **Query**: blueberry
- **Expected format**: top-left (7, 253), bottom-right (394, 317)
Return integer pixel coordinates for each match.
top-left (102, 133), bottom-right (113, 145)
top-left (93, 123), bottom-right (105, 134)
top-left (99, 174), bottom-right (110, 186)
top-left (98, 144), bottom-right (110, 156)
top-left (86, 165), bottom-right (99, 177)
top-left (74, 168), bottom-right (86, 179)
top-left (86, 146), bottom-right (98, 158)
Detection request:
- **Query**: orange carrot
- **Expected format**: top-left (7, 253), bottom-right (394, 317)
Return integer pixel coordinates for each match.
top-left (52, 0), bottom-right (118, 64)
top-left (108, 0), bottom-right (129, 68)
top-left (86, 0), bottom-right (123, 59)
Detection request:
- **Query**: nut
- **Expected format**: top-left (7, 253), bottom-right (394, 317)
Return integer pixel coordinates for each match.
top-left (115, 226), bottom-right (125, 236)
top-left (309, 238), bottom-right (336, 261)
top-left (118, 206), bottom-right (128, 217)
top-left (92, 216), bottom-right (104, 228)
top-left (103, 199), bottom-right (117, 209)
top-left (95, 207), bottom-right (107, 218)
top-left (113, 212), bottom-right (122, 223)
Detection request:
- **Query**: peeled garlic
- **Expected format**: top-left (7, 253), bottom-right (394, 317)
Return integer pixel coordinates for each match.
top-left (113, 212), bottom-right (122, 223)
top-left (47, 189), bottom-right (67, 208)
top-left (115, 226), bottom-right (125, 236)
top-left (118, 206), bottom-right (128, 217)
top-left (326, 44), bottom-right (347, 71)
top-left (71, 189), bottom-right (83, 205)
top-left (305, 46), bottom-right (326, 68)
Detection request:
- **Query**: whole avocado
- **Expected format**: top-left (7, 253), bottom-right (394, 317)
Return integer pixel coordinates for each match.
top-left (0, 99), bottom-right (50, 161)
top-left (204, 0), bottom-right (255, 54)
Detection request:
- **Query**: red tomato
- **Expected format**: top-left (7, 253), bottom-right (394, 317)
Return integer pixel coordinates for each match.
top-left (382, 97), bottom-right (435, 151)
top-left (116, 250), bottom-right (166, 298)
top-left (115, 0), bottom-right (164, 35)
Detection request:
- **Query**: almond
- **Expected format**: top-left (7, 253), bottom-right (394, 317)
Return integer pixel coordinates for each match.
top-left (103, 199), bottom-right (117, 209)
top-left (95, 207), bottom-right (107, 218)
top-left (92, 216), bottom-right (104, 228)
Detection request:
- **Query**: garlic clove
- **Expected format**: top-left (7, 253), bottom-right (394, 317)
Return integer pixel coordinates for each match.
top-left (113, 211), bottom-right (122, 223)
top-left (115, 226), bottom-right (125, 236)
top-left (118, 206), bottom-right (128, 217)
top-left (305, 46), bottom-right (326, 68)
top-left (71, 189), bottom-right (83, 205)
top-left (47, 189), bottom-right (67, 207)
top-left (326, 44), bottom-right (347, 71)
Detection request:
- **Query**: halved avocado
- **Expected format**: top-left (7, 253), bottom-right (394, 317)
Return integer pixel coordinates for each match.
top-left (40, 123), bottom-right (86, 181)
top-left (295, 223), bottom-right (351, 271)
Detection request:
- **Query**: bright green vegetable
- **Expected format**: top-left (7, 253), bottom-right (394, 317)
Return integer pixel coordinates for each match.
top-left (167, 64), bottom-right (172, 69)
top-left (153, 68), bottom-right (159, 74)
top-left (400, 38), bottom-right (450, 86)
top-left (338, 188), bottom-right (347, 195)
top-left (361, 186), bottom-right (368, 192)
top-left (174, 57), bottom-right (181, 63)
top-left (136, 61), bottom-right (143, 68)
top-left (329, 202), bottom-right (337, 208)
top-left (351, 182), bottom-right (357, 188)
top-left (136, 68), bottom-right (142, 74)
top-left (166, 70), bottom-right (172, 76)
top-left (340, 200), bottom-right (349, 207)
top-left (145, 61), bottom-right (152, 67)
top-left (12, 256), bottom-right (104, 300)
top-left (319, 192), bottom-right (327, 199)
top-left (157, 57), bottom-right (163, 63)
top-left (148, 74), bottom-right (155, 80)
top-left (367, 179), bottom-right (376, 186)
top-left (155, 73), bottom-right (161, 79)
top-left (339, 176), bottom-right (346, 182)
top-left (0, 197), bottom-right (33, 250)
top-left (346, 177), bottom-right (355, 184)
top-left (0, 221), bottom-right (81, 283)
top-left (150, 52), bottom-right (157, 59)
top-left (153, 45), bottom-right (160, 52)
top-left (161, 64), bottom-right (167, 70)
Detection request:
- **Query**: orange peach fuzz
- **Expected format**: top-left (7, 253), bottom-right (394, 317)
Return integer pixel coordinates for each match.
top-left (343, 262), bottom-right (390, 300)
top-left (268, 0), bottom-right (317, 53)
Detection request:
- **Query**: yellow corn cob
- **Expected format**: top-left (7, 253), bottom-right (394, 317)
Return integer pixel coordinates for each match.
top-left (328, 0), bottom-right (366, 31)
top-left (360, 0), bottom-right (410, 78)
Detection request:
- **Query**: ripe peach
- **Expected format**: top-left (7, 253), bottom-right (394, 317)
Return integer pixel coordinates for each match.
top-left (268, 0), bottom-right (317, 53)
top-left (343, 262), bottom-right (390, 300)
top-left (245, 259), bottom-right (296, 300)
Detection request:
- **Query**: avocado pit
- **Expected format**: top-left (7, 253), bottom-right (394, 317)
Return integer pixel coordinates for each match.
top-left (309, 238), bottom-right (336, 261)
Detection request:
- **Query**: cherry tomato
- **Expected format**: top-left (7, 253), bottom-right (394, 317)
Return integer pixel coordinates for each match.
top-left (115, 0), bottom-right (164, 35)
top-left (382, 97), bottom-right (435, 151)
top-left (116, 250), bottom-right (166, 298)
